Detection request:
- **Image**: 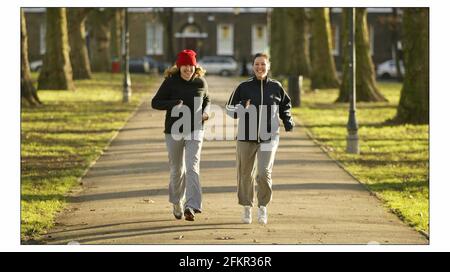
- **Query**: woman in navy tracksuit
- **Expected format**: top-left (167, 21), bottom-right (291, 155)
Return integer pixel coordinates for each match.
top-left (226, 53), bottom-right (294, 224)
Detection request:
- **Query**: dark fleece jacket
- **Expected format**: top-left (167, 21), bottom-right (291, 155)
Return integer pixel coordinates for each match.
top-left (151, 72), bottom-right (210, 134)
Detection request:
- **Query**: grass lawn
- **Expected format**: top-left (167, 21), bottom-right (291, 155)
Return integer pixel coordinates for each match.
top-left (21, 73), bottom-right (158, 242)
top-left (291, 79), bottom-right (429, 234)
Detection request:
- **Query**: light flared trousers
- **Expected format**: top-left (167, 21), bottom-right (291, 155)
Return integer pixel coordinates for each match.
top-left (165, 132), bottom-right (203, 211)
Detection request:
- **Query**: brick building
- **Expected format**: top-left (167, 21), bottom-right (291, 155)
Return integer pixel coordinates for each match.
top-left (24, 8), bottom-right (399, 69)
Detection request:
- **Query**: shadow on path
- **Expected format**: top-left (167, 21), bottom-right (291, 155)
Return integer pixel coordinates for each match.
top-left (69, 182), bottom-right (365, 203)
top-left (48, 222), bottom-right (247, 244)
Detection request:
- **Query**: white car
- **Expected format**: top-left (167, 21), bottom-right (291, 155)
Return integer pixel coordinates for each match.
top-left (29, 60), bottom-right (43, 72)
top-left (198, 56), bottom-right (239, 76)
top-left (376, 59), bottom-right (405, 79)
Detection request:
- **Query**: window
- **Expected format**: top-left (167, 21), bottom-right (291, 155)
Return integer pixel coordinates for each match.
top-left (369, 24), bottom-right (374, 56)
top-left (251, 25), bottom-right (268, 55)
top-left (217, 24), bottom-right (234, 55)
top-left (146, 23), bottom-right (163, 55)
top-left (40, 23), bottom-right (46, 55)
top-left (183, 25), bottom-right (200, 35)
top-left (331, 24), bottom-right (339, 56)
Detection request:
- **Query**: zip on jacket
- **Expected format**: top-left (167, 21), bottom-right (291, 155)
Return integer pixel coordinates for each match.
top-left (257, 78), bottom-right (263, 142)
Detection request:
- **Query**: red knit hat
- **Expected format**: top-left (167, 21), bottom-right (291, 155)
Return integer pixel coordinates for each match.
top-left (176, 49), bottom-right (197, 68)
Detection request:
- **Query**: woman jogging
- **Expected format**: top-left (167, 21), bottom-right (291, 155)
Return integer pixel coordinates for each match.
top-left (225, 53), bottom-right (294, 224)
top-left (151, 49), bottom-right (210, 221)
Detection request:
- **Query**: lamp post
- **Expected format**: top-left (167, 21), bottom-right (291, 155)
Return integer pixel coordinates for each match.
top-left (346, 8), bottom-right (359, 154)
top-left (122, 8), bottom-right (131, 103)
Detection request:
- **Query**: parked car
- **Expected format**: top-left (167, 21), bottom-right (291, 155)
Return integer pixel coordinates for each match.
top-left (29, 60), bottom-right (43, 72)
top-left (376, 59), bottom-right (405, 79)
top-left (29, 57), bottom-right (169, 74)
top-left (245, 62), bottom-right (253, 76)
top-left (144, 56), bottom-right (170, 74)
top-left (129, 57), bottom-right (150, 74)
top-left (197, 56), bottom-right (239, 76)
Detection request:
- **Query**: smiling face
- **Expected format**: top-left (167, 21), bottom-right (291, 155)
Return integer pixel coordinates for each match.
top-left (253, 56), bottom-right (270, 80)
top-left (180, 65), bottom-right (195, 81)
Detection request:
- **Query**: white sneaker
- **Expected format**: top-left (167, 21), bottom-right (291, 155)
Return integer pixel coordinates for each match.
top-left (257, 206), bottom-right (268, 225)
top-left (173, 203), bottom-right (183, 220)
top-left (242, 206), bottom-right (252, 224)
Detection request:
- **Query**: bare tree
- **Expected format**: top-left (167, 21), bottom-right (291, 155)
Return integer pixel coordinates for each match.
top-left (392, 8), bottom-right (404, 81)
top-left (269, 8), bottom-right (289, 77)
top-left (336, 8), bottom-right (387, 102)
top-left (87, 8), bottom-right (116, 72)
top-left (110, 8), bottom-right (124, 66)
top-left (21, 9), bottom-right (42, 105)
top-left (67, 8), bottom-right (92, 79)
top-left (310, 8), bottom-right (340, 89)
top-left (393, 8), bottom-right (429, 124)
top-left (159, 8), bottom-right (175, 63)
top-left (286, 8), bottom-right (311, 77)
top-left (37, 8), bottom-right (74, 91)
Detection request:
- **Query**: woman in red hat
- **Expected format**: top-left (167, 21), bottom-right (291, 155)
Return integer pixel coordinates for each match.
top-left (151, 49), bottom-right (210, 221)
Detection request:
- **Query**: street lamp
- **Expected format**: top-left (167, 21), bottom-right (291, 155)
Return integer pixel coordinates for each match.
top-left (346, 8), bottom-right (359, 154)
top-left (122, 8), bottom-right (131, 103)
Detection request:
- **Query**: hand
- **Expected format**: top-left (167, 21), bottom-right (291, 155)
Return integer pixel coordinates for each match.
top-left (202, 112), bottom-right (209, 121)
top-left (285, 125), bottom-right (294, 132)
top-left (174, 99), bottom-right (183, 109)
top-left (243, 99), bottom-right (251, 109)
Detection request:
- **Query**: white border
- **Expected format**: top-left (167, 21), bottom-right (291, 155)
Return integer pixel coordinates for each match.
top-left (3, 0), bottom-right (449, 252)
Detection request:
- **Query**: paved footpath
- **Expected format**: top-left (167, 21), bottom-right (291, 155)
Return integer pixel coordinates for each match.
top-left (43, 76), bottom-right (427, 245)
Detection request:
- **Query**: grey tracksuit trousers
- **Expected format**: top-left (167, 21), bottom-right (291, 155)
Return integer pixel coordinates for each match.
top-left (236, 135), bottom-right (279, 207)
top-left (165, 132), bottom-right (203, 211)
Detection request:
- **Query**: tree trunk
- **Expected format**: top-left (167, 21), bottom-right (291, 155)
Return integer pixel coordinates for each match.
top-left (394, 8), bottom-right (429, 124)
top-left (287, 8), bottom-right (311, 77)
top-left (160, 8), bottom-right (175, 63)
top-left (37, 8), bottom-right (74, 91)
top-left (88, 8), bottom-right (115, 72)
top-left (21, 9), bottom-right (42, 106)
top-left (67, 8), bottom-right (92, 79)
top-left (269, 8), bottom-right (289, 77)
top-left (392, 8), bottom-right (404, 81)
top-left (310, 8), bottom-right (340, 89)
top-left (110, 8), bottom-right (124, 63)
top-left (336, 8), bottom-right (351, 102)
top-left (336, 8), bottom-right (388, 102)
top-left (355, 8), bottom-right (387, 102)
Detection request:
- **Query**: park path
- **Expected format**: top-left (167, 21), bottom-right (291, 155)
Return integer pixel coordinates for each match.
top-left (42, 76), bottom-right (427, 245)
